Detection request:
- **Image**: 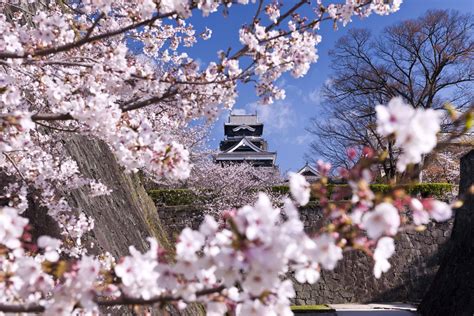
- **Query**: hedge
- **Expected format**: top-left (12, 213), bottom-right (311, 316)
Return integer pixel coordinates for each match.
top-left (275, 183), bottom-right (453, 200)
top-left (402, 183), bottom-right (454, 197)
top-left (327, 183), bottom-right (453, 199)
top-left (291, 305), bottom-right (333, 312)
top-left (149, 183), bottom-right (454, 206)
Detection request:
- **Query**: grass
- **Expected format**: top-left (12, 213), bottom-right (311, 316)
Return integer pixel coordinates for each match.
top-left (291, 305), bottom-right (335, 312)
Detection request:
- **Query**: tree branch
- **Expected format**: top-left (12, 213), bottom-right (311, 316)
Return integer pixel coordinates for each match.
top-left (0, 9), bottom-right (187, 59)
top-left (0, 285), bottom-right (225, 313)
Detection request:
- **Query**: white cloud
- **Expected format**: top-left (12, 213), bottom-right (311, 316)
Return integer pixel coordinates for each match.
top-left (306, 88), bottom-right (322, 105)
top-left (295, 133), bottom-right (312, 145)
top-left (325, 78), bottom-right (334, 87)
top-left (247, 101), bottom-right (297, 135)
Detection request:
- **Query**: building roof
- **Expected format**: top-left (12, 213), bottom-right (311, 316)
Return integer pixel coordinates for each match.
top-left (226, 114), bottom-right (260, 126)
top-left (226, 137), bottom-right (264, 153)
top-left (215, 152), bottom-right (277, 163)
top-left (297, 163), bottom-right (320, 178)
top-left (217, 137), bottom-right (276, 163)
top-left (232, 125), bottom-right (256, 132)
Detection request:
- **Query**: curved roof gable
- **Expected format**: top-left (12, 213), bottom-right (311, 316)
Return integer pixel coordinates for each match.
top-left (297, 163), bottom-right (320, 177)
top-left (226, 137), bottom-right (264, 153)
top-left (232, 125), bottom-right (256, 132)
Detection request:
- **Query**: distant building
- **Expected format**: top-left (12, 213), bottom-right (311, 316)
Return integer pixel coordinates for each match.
top-left (215, 112), bottom-right (277, 167)
top-left (296, 162), bottom-right (321, 183)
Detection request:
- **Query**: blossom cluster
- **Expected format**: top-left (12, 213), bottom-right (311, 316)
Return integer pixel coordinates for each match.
top-left (376, 97), bottom-right (442, 172)
top-left (327, 0), bottom-right (402, 26)
top-left (0, 101), bottom-right (458, 314)
top-left (0, 0), bottom-right (464, 314)
top-left (0, 158), bottom-right (455, 314)
top-left (0, 0), bottom-right (404, 256)
top-left (0, 185), bottom-right (335, 314)
top-left (180, 157), bottom-right (282, 210)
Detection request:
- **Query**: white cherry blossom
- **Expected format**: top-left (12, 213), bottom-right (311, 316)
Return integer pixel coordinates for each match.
top-left (373, 237), bottom-right (395, 278)
top-left (376, 97), bottom-right (414, 138)
top-left (176, 228), bottom-right (205, 261)
top-left (362, 202), bottom-right (400, 239)
top-left (0, 206), bottom-right (28, 250)
top-left (375, 97), bottom-right (442, 172)
top-left (207, 302), bottom-right (228, 316)
top-left (288, 172), bottom-right (311, 206)
top-left (295, 262), bottom-right (321, 284)
top-left (114, 238), bottom-right (161, 300)
top-left (410, 198), bottom-right (430, 226)
top-left (312, 233), bottom-right (343, 270)
top-left (410, 198), bottom-right (453, 225)
top-left (37, 236), bottom-right (62, 262)
top-left (427, 200), bottom-right (453, 222)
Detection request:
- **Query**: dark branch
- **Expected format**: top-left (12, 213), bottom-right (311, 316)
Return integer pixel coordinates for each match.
top-left (0, 285), bottom-right (226, 313)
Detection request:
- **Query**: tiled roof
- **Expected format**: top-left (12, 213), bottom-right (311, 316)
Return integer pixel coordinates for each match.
top-left (227, 114), bottom-right (259, 125)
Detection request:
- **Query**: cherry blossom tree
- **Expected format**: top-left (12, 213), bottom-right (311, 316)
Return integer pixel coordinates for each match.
top-left (149, 123), bottom-right (282, 210)
top-left (0, 0), bottom-right (470, 315)
top-left (186, 158), bottom-right (282, 209)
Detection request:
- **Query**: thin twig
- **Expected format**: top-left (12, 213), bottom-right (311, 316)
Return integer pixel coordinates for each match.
top-left (3, 152), bottom-right (25, 181)
top-left (34, 120), bottom-right (79, 132)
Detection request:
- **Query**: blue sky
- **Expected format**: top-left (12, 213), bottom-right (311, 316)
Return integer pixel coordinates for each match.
top-left (184, 0), bottom-right (474, 175)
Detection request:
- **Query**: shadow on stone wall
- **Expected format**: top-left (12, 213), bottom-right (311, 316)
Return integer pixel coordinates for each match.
top-left (294, 206), bottom-right (453, 305)
top-left (369, 239), bottom-right (450, 303)
top-left (156, 202), bottom-right (453, 305)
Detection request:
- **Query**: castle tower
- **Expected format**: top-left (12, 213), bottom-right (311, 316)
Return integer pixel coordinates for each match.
top-left (215, 112), bottom-right (277, 167)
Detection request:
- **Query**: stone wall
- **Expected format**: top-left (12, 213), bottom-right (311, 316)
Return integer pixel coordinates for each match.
top-left (63, 135), bottom-right (172, 257)
top-left (19, 135), bottom-right (201, 316)
top-left (157, 203), bottom-right (453, 304)
top-left (156, 205), bottom-right (207, 240)
top-left (293, 210), bottom-right (452, 304)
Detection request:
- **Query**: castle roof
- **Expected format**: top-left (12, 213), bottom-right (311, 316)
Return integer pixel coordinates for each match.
top-left (225, 113), bottom-right (261, 126)
top-left (226, 137), bottom-right (265, 153)
top-left (297, 163), bottom-right (321, 178)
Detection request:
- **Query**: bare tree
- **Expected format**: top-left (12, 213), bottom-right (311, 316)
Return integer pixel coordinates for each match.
top-left (307, 9), bottom-right (474, 179)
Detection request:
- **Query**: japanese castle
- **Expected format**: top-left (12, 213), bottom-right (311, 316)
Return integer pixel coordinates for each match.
top-left (215, 112), bottom-right (277, 167)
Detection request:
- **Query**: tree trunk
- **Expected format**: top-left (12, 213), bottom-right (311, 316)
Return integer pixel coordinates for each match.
top-left (418, 150), bottom-right (474, 316)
